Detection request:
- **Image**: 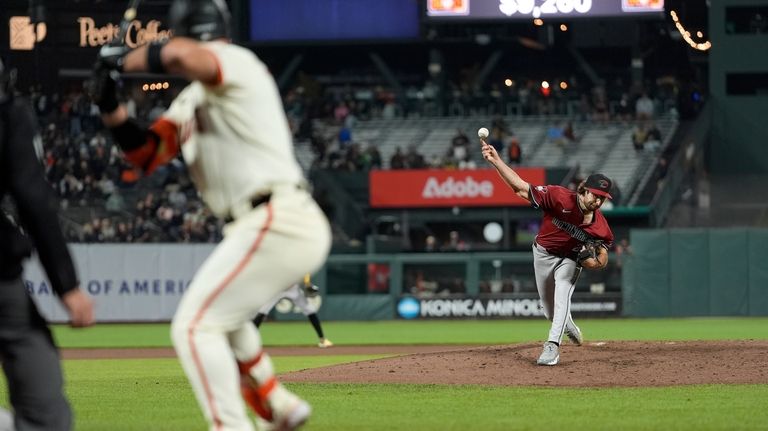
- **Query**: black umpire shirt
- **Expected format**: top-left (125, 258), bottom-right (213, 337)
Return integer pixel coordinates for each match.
top-left (0, 96), bottom-right (78, 296)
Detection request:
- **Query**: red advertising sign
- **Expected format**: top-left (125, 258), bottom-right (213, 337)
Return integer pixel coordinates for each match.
top-left (369, 168), bottom-right (546, 208)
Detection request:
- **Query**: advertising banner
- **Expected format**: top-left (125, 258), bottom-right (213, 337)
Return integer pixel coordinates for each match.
top-left (0, 2), bottom-right (172, 89)
top-left (396, 295), bottom-right (621, 319)
top-left (2, 3), bottom-right (170, 51)
top-left (24, 244), bottom-right (215, 322)
top-left (369, 168), bottom-right (546, 208)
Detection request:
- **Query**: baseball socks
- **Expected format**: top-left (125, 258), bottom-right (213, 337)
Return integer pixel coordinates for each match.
top-left (238, 351), bottom-right (311, 429)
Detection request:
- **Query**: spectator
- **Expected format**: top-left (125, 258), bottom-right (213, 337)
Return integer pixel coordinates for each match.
top-left (391, 149), bottom-right (406, 170)
top-left (115, 221), bottom-right (133, 242)
top-left (362, 144), bottom-right (382, 170)
top-left (591, 86), bottom-right (610, 123)
top-left (491, 116), bottom-right (509, 134)
top-left (441, 230), bottom-right (470, 252)
top-left (424, 235), bottom-right (438, 252)
top-left (105, 190), bottom-right (126, 212)
top-left (577, 93), bottom-right (592, 121)
top-left (562, 121), bottom-right (577, 143)
top-left (81, 222), bottom-right (98, 242)
top-left (647, 122), bottom-right (662, 142)
top-left (615, 92), bottom-right (634, 121)
top-left (338, 125), bottom-right (352, 149)
top-left (488, 126), bottom-right (505, 153)
top-left (451, 129), bottom-right (470, 149)
top-left (643, 122), bottom-right (663, 152)
top-left (100, 217), bottom-right (116, 241)
top-left (381, 98), bottom-right (397, 119)
top-left (334, 100), bottom-right (349, 123)
top-left (635, 92), bottom-right (655, 121)
top-left (547, 123), bottom-right (566, 147)
top-left (405, 145), bottom-right (426, 169)
top-left (632, 123), bottom-right (648, 151)
top-left (310, 132), bottom-right (328, 163)
top-left (507, 134), bottom-right (522, 165)
top-left (448, 129), bottom-right (471, 166)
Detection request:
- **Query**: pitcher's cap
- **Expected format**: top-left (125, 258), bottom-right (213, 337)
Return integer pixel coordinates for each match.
top-left (584, 174), bottom-right (612, 199)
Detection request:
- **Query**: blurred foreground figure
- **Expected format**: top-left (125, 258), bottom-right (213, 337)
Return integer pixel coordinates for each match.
top-left (0, 59), bottom-right (94, 431)
top-left (92, 1), bottom-right (331, 429)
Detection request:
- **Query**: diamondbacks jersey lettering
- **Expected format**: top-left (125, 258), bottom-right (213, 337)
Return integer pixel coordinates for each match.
top-left (528, 185), bottom-right (614, 257)
top-left (159, 41), bottom-right (303, 218)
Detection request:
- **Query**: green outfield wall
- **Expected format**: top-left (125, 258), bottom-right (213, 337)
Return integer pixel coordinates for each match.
top-left (30, 230), bottom-right (767, 322)
top-left (623, 228), bottom-right (768, 317)
top-left (305, 228), bottom-right (768, 320)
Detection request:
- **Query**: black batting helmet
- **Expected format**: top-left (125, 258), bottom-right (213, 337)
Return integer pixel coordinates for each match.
top-left (169, 0), bottom-right (231, 41)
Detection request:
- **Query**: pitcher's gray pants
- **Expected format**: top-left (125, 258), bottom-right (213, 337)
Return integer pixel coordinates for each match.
top-left (532, 243), bottom-right (581, 344)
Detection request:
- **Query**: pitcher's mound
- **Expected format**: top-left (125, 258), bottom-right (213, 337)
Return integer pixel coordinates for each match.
top-left (282, 340), bottom-right (768, 387)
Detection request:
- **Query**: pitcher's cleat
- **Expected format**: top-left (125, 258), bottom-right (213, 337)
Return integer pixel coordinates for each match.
top-left (565, 325), bottom-right (583, 346)
top-left (537, 341), bottom-right (560, 366)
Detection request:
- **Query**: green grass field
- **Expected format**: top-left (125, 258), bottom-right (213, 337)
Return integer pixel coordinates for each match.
top-left (2, 318), bottom-right (767, 430)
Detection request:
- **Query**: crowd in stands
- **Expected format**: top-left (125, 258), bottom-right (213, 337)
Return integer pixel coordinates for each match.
top-left (24, 83), bottom-right (225, 244)
top-left (14, 65), bottom-right (680, 247)
top-left (302, 76), bottom-right (675, 174)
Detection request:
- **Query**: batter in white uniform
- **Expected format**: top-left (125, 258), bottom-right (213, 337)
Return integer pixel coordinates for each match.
top-left (92, 1), bottom-right (330, 430)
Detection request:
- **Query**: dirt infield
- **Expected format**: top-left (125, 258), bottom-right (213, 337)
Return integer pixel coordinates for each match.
top-left (63, 340), bottom-right (768, 387)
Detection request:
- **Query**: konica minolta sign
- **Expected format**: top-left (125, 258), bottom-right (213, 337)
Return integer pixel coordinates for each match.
top-left (396, 296), bottom-right (620, 319)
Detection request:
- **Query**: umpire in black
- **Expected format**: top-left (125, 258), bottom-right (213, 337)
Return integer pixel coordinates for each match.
top-left (0, 59), bottom-right (94, 430)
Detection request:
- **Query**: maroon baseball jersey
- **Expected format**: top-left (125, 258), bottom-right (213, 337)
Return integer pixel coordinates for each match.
top-left (528, 185), bottom-right (614, 258)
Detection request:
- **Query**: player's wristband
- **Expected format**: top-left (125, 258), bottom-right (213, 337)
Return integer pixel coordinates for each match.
top-left (147, 40), bottom-right (168, 74)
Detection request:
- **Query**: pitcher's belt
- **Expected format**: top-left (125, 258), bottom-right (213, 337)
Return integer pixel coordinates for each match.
top-left (534, 241), bottom-right (575, 260)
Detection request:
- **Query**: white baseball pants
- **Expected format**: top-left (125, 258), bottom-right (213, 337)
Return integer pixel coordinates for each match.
top-left (171, 187), bottom-right (331, 431)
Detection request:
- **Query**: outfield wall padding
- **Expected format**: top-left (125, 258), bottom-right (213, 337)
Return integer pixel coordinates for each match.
top-left (709, 230), bottom-right (749, 316)
top-left (624, 228), bottom-right (768, 316)
top-left (624, 230), bottom-right (670, 317)
top-left (748, 230), bottom-right (768, 315)
top-left (669, 229), bottom-right (710, 316)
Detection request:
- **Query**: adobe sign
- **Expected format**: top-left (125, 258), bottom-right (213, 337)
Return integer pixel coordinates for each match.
top-left (369, 168), bottom-right (546, 208)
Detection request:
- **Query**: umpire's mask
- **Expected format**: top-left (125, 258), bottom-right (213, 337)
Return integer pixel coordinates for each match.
top-left (169, 0), bottom-right (231, 41)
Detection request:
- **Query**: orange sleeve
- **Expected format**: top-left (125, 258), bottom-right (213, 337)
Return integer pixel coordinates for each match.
top-left (123, 117), bottom-right (180, 175)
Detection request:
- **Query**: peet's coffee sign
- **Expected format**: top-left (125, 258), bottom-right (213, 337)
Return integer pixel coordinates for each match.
top-left (79, 17), bottom-right (171, 48)
top-left (8, 15), bottom-right (170, 50)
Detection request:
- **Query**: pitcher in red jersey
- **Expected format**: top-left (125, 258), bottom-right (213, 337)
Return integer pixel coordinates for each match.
top-left (481, 137), bottom-right (614, 366)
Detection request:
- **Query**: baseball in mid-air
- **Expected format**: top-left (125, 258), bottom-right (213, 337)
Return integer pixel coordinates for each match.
top-left (477, 127), bottom-right (489, 139)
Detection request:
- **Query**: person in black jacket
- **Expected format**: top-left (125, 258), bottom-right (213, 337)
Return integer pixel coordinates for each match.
top-left (0, 59), bottom-right (94, 431)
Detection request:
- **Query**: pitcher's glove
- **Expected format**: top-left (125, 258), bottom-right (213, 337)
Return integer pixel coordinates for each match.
top-left (303, 284), bottom-right (320, 298)
top-left (577, 240), bottom-right (606, 270)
